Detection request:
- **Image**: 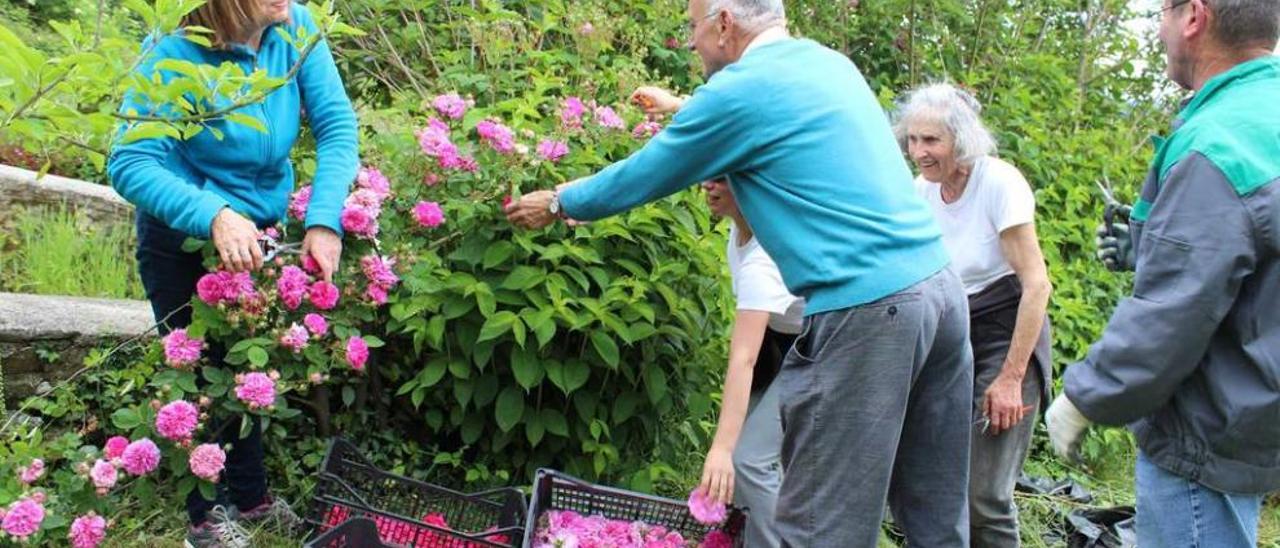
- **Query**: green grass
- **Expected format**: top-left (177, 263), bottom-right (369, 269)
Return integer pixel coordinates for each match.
top-left (0, 204), bottom-right (145, 300)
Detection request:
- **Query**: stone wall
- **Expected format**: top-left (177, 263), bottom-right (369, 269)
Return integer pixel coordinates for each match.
top-left (0, 293), bottom-right (155, 407)
top-left (0, 163), bottom-right (133, 224)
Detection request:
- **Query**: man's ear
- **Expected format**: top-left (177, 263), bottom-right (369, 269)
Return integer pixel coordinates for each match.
top-left (1183, 0), bottom-right (1212, 41)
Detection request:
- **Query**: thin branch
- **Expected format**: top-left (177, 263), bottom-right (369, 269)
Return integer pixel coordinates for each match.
top-left (1, 70), bottom-right (72, 130)
top-left (113, 35), bottom-right (323, 124)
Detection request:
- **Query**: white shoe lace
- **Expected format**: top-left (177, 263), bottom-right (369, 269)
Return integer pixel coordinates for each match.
top-left (208, 506), bottom-right (252, 548)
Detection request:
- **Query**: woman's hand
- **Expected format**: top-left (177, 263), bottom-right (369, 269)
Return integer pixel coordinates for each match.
top-left (211, 208), bottom-right (263, 273)
top-left (699, 446), bottom-right (736, 505)
top-left (630, 86), bottom-right (684, 115)
top-left (302, 227), bottom-right (343, 282)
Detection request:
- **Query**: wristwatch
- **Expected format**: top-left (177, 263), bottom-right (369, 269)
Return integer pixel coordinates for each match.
top-left (548, 191), bottom-right (564, 219)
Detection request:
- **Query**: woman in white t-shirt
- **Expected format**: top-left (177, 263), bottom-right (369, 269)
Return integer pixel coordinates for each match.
top-left (697, 178), bottom-right (804, 548)
top-left (894, 83), bottom-right (1053, 548)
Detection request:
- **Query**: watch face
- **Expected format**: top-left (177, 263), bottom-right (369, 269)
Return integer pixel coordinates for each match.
top-left (549, 197), bottom-right (560, 214)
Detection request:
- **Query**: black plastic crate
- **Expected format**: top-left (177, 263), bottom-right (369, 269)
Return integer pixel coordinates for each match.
top-left (305, 438), bottom-right (527, 547)
top-left (523, 468), bottom-right (746, 547)
top-left (305, 517), bottom-right (386, 548)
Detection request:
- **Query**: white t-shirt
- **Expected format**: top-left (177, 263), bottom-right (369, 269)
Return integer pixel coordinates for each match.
top-left (914, 156), bottom-right (1035, 295)
top-left (727, 223), bottom-right (806, 334)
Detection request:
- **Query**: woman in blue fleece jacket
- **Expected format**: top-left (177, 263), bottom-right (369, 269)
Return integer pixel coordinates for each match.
top-left (107, 1), bottom-right (357, 546)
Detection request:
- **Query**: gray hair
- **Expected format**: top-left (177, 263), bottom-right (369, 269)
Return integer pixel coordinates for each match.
top-left (1207, 0), bottom-right (1280, 50)
top-left (892, 83), bottom-right (997, 166)
top-left (706, 0), bottom-right (786, 34)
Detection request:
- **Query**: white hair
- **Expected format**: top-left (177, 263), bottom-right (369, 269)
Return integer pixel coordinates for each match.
top-left (705, 0), bottom-right (786, 34)
top-left (892, 83), bottom-right (997, 166)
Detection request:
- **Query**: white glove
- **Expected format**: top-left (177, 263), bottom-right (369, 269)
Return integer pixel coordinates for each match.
top-left (1046, 394), bottom-right (1092, 460)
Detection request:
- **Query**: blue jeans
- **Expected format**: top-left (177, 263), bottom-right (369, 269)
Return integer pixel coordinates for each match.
top-left (136, 214), bottom-right (268, 526)
top-left (1136, 451), bottom-right (1262, 547)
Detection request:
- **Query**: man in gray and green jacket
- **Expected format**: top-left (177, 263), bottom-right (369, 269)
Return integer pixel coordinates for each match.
top-left (1047, 0), bottom-right (1279, 545)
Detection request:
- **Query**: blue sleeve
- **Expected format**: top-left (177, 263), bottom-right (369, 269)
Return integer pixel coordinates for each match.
top-left (293, 5), bottom-right (358, 235)
top-left (107, 40), bottom-right (229, 239)
top-left (1064, 153), bottom-right (1256, 424)
top-left (559, 85), bottom-right (758, 220)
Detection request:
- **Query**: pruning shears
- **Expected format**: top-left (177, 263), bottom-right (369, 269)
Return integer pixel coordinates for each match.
top-left (259, 232), bottom-right (303, 262)
top-left (1095, 175), bottom-right (1130, 237)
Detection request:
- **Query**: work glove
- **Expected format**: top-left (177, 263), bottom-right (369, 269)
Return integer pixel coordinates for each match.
top-left (1046, 393), bottom-right (1092, 461)
top-left (1095, 219), bottom-right (1135, 272)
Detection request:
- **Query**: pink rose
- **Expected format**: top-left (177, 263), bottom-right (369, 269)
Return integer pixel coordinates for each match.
top-left (276, 265), bottom-right (311, 310)
top-left (17, 459), bottom-right (43, 485)
top-left (279, 323), bottom-right (310, 353)
top-left (476, 119), bottom-right (516, 154)
top-left (593, 105), bottom-right (625, 129)
top-left (188, 443), bottom-right (226, 482)
top-left (89, 459), bottom-right (117, 494)
top-left (432, 93), bottom-right (468, 120)
top-left (309, 281), bottom-right (340, 310)
top-left (560, 97), bottom-right (586, 128)
top-left (155, 400), bottom-right (199, 442)
top-left (536, 140), bottom-right (570, 163)
top-left (687, 488), bottom-right (727, 525)
top-left (69, 513), bottom-right (107, 548)
top-left (1, 498), bottom-right (44, 540)
top-left (162, 329), bottom-right (204, 368)
top-left (412, 201), bottom-right (446, 228)
top-left (303, 313), bottom-right (328, 336)
top-left (346, 337), bottom-right (369, 371)
top-left (235, 371), bottom-right (277, 409)
top-left (103, 436), bottom-right (129, 460)
top-left (121, 438), bottom-right (160, 475)
top-left (289, 185), bottom-right (312, 221)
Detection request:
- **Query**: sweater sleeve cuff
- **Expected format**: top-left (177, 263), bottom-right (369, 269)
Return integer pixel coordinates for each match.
top-left (189, 195), bottom-right (231, 240)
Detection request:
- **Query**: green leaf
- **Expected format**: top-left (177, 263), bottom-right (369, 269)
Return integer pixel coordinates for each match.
top-left (363, 335), bottom-right (386, 348)
top-left (612, 391), bottom-right (642, 424)
top-left (494, 387), bottom-right (524, 432)
top-left (589, 332), bottom-right (619, 368)
top-left (198, 479), bottom-right (217, 500)
top-left (474, 374), bottom-right (500, 407)
top-left (643, 366), bottom-right (669, 404)
top-left (476, 311), bottom-right (518, 343)
top-left (247, 346), bottom-right (269, 367)
top-left (511, 347), bottom-right (543, 390)
top-left (525, 413), bottom-right (545, 446)
top-left (342, 385), bottom-right (355, 407)
top-left (500, 266), bottom-right (545, 290)
top-left (181, 237), bottom-right (207, 253)
top-left (111, 408), bottom-right (141, 430)
top-left (542, 409), bottom-right (569, 437)
top-left (483, 241), bottom-right (516, 268)
top-left (420, 358), bottom-right (449, 388)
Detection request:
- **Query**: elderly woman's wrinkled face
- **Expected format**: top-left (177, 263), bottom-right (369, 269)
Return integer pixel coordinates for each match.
top-left (905, 117), bottom-right (961, 184)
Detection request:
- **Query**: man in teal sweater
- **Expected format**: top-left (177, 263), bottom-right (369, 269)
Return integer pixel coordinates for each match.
top-left (506, 0), bottom-right (973, 545)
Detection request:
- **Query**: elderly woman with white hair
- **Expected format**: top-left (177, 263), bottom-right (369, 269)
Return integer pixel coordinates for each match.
top-left (895, 84), bottom-right (1053, 548)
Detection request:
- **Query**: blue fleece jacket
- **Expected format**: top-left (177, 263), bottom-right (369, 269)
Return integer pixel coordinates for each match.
top-left (561, 39), bottom-right (948, 314)
top-left (107, 2), bottom-right (358, 239)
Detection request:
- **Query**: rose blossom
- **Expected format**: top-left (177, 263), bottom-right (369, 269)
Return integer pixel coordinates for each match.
top-left (432, 93), bottom-right (468, 120)
top-left (289, 185), bottom-right (312, 221)
top-left (412, 201), bottom-right (446, 228)
top-left (687, 488), bottom-right (727, 525)
top-left (162, 329), bottom-right (204, 368)
top-left (121, 439), bottom-right (160, 475)
top-left (1, 498), bottom-right (44, 540)
top-left (279, 323), bottom-right (309, 353)
top-left (593, 105), bottom-right (625, 129)
top-left (155, 400), bottom-right (199, 442)
top-left (188, 444), bottom-right (226, 482)
top-left (560, 97), bottom-right (586, 128)
top-left (104, 436), bottom-right (129, 460)
top-left (69, 513), bottom-right (107, 548)
top-left (536, 139), bottom-right (569, 163)
top-left (346, 337), bottom-right (369, 371)
top-left (303, 313), bottom-right (328, 336)
top-left (276, 266), bottom-right (311, 310)
top-left (476, 119), bottom-right (516, 154)
top-left (235, 372), bottom-right (277, 409)
top-left (309, 281), bottom-right (340, 310)
top-left (356, 166), bottom-right (391, 199)
top-left (17, 459), bottom-right (43, 485)
top-left (89, 459), bottom-right (117, 494)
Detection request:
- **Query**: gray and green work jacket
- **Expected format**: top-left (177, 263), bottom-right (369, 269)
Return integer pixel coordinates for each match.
top-left (1064, 56), bottom-right (1280, 495)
